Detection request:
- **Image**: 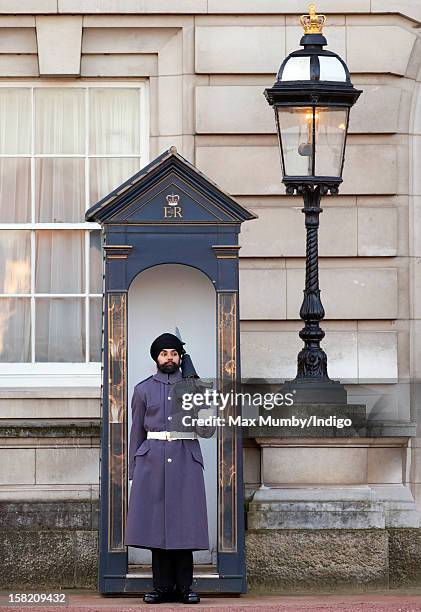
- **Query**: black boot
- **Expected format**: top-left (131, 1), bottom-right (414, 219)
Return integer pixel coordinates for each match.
top-left (143, 586), bottom-right (175, 604)
top-left (177, 586), bottom-right (200, 604)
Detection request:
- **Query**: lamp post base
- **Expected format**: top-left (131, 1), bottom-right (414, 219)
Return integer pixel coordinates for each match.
top-left (281, 378), bottom-right (347, 405)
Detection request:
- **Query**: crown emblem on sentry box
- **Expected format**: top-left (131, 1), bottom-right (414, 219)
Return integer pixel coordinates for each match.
top-left (166, 193), bottom-right (180, 206)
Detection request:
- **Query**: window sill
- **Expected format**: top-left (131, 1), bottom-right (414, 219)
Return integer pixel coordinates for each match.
top-left (0, 387), bottom-right (101, 399)
top-left (0, 363), bottom-right (101, 389)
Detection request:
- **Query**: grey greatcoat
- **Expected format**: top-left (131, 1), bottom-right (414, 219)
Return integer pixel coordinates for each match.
top-left (124, 368), bottom-right (210, 550)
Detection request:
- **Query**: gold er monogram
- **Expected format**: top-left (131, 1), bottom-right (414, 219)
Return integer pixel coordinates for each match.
top-left (164, 193), bottom-right (183, 218)
top-left (300, 4), bottom-right (326, 35)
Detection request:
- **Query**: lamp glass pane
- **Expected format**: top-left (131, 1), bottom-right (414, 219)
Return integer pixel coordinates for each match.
top-left (315, 107), bottom-right (348, 177)
top-left (281, 56), bottom-right (311, 81)
top-left (276, 106), bottom-right (314, 177)
top-left (318, 57), bottom-right (347, 82)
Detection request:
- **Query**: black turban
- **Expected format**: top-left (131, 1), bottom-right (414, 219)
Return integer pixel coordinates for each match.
top-left (150, 333), bottom-right (185, 362)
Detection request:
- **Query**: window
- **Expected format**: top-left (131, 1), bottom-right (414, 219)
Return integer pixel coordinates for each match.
top-left (0, 82), bottom-right (149, 385)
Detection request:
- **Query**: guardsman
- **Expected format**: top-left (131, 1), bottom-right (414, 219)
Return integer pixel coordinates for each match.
top-left (124, 332), bottom-right (212, 604)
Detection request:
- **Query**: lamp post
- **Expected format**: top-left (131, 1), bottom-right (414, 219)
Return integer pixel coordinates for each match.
top-left (265, 5), bottom-right (361, 403)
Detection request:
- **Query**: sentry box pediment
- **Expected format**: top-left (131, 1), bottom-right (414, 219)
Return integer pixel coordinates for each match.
top-left (85, 146), bottom-right (256, 226)
top-left (85, 147), bottom-right (256, 293)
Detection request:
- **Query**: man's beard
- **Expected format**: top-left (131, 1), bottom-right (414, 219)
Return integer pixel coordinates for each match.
top-left (158, 362), bottom-right (179, 374)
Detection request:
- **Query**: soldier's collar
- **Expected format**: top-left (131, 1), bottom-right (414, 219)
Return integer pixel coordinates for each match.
top-left (153, 369), bottom-right (183, 384)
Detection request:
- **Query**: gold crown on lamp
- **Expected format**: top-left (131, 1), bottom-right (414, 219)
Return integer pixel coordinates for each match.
top-left (166, 193), bottom-right (180, 206)
top-left (300, 4), bottom-right (326, 34)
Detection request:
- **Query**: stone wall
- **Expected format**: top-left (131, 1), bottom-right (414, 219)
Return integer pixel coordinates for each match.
top-left (246, 528), bottom-right (421, 593)
top-left (0, 501), bottom-right (98, 589)
top-left (0, 417), bottom-right (100, 589)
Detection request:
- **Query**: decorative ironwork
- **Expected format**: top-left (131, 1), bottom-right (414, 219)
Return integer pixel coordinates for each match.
top-left (107, 293), bottom-right (127, 552)
top-left (285, 184), bottom-right (337, 383)
top-left (300, 4), bottom-right (326, 35)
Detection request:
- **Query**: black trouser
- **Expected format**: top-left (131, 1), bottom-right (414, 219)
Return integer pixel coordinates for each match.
top-left (151, 548), bottom-right (193, 589)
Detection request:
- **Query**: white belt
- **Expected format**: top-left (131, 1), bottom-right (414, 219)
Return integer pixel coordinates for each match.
top-left (147, 431), bottom-right (197, 441)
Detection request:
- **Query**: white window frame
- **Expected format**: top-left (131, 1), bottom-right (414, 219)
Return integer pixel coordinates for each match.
top-left (0, 80), bottom-right (149, 387)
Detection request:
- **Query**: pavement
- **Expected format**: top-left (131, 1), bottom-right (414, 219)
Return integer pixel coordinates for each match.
top-left (2, 590), bottom-right (421, 612)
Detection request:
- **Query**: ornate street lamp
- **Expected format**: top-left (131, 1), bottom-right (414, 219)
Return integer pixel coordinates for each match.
top-left (265, 5), bottom-right (361, 403)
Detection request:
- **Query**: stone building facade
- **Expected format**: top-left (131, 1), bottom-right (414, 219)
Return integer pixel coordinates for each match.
top-left (1, 0), bottom-right (421, 592)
